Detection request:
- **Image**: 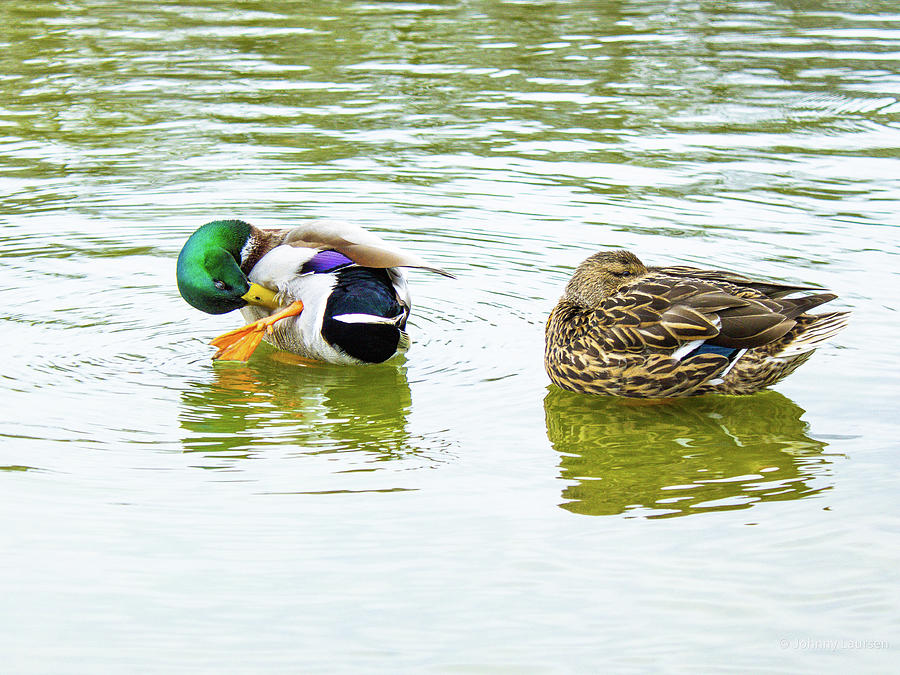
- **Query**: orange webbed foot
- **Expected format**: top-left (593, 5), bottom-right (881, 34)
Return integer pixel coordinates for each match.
top-left (210, 300), bottom-right (305, 362)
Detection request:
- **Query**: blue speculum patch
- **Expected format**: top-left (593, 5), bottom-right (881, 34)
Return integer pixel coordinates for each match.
top-left (301, 249), bottom-right (354, 274)
top-left (694, 343), bottom-right (739, 359)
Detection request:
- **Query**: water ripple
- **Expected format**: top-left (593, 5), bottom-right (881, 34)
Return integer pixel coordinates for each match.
top-left (1, 1), bottom-right (899, 670)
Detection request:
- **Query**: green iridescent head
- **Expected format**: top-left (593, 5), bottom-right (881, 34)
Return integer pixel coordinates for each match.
top-left (176, 220), bottom-right (253, 315)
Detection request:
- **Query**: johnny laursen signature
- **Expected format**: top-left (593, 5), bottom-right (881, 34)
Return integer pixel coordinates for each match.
top-left (779, 638), bottom-right (890, 651)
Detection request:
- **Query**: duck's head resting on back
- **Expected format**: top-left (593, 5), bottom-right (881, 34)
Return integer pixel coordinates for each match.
top-left (544, 248), bottom-right (850, 398)
top-left (563, 250), bottom-right (647, 307)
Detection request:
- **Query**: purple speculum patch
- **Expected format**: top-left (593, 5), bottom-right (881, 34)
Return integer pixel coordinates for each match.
top-left (301, 249), bottom-right (354, 274)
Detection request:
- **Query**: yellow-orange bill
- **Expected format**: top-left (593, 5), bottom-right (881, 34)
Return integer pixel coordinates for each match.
top-left (241, 283), bottom-right (280, 310)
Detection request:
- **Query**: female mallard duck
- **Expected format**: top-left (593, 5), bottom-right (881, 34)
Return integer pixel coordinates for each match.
top-left (545, 250), bottom-right (850, 398)
top-left (176, 219), bottom-right (451, 363)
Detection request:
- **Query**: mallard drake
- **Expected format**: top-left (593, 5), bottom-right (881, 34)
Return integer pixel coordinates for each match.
top-left (176, 219), bottom-right (452, 363)
top-left (545, 250), bottom-right (850, 398)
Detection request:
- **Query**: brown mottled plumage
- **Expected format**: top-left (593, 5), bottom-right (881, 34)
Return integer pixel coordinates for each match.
top-left (544, 250), bottom-right (850, 398)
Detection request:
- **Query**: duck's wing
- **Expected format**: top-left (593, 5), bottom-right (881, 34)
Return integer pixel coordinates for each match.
top-left (270, 222), bottom-right (454, 277)
top-left (651, 265), bottom-right (814, 298)
top-left (596, 274), bottom-right (836, 352)
top-left (590, 278), bottom-right (739, 352)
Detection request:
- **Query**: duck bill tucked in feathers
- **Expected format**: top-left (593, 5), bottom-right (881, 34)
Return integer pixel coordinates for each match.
top-left (176, 219), bottom-right (452, 364)
top-left (544, 249), bottom-right (850, 398)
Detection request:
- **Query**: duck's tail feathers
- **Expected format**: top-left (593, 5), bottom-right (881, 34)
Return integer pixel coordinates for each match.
top-left (409, 265), bottom-right (456, 278)
top-left (778, 291), bottom-right (838, 319)
top-left (774, 311), bottom-right (851, 358)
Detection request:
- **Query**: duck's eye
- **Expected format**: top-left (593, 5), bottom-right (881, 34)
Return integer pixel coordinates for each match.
top-left (213, 280), bottom-right (228, 291)
top-left (610, 269), bottom-right (631, 278)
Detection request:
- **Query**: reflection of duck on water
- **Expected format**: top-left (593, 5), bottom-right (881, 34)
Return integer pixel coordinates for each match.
top-left (179, 353), bottom-right (420, 462)
top-left (544, 388), bottom-right (835, 519)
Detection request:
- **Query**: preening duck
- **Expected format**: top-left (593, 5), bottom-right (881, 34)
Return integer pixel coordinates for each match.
top-left (544, 250), bottom-right (850, 398)
top-left (176, 219), bottom-right (452, 363)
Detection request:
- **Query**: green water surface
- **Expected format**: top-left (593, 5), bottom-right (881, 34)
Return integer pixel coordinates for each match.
top-left (1, 0), bottom-right (898, 671)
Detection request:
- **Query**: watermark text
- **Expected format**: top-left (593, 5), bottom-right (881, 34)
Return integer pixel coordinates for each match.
top-left (779, 638), bottom-right (889, 652)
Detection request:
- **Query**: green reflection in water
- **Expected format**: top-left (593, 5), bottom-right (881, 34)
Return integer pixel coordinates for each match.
top-left (544, 389), bottom-right (835, 519)
top-left (179, 347), bottom-right (420, 463)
